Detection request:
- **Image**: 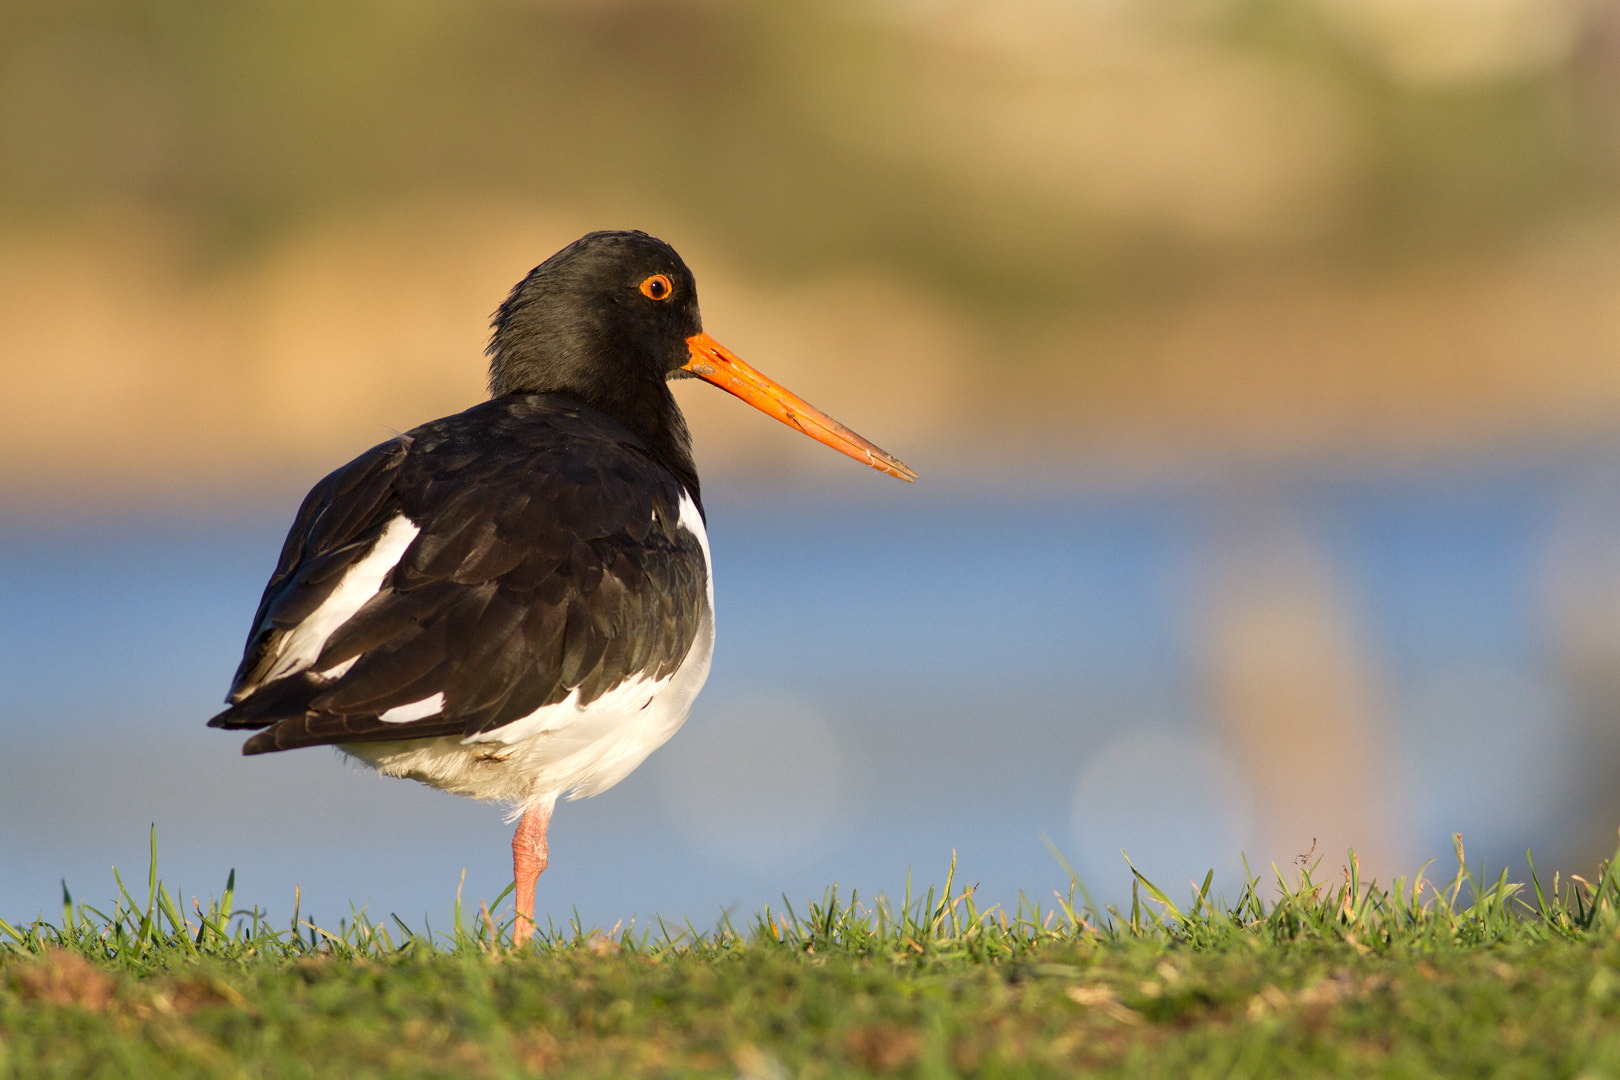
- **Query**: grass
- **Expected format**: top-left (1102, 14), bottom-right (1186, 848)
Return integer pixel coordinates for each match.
top-left (5, 833), bottom-right (1620, 1077)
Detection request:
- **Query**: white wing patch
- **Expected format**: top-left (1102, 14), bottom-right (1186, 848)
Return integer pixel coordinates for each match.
top-left (260, 514), bottom-right (420, 685)
top-left (378, 693), bottom-right (446, 723)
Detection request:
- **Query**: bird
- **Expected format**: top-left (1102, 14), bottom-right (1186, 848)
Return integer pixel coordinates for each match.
top-left (208, 230), bottom-right (915, 945)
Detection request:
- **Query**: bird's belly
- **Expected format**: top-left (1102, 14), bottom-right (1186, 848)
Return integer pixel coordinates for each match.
top-left (339, 611), bottom-right (714, 808)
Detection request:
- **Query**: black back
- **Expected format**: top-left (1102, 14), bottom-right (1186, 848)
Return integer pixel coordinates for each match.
top-left (209, 394), bottom-right (709, 753)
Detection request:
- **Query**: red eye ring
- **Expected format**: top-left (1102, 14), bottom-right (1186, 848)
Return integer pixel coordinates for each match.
top-left (639, 274), bottom-right (673, 301)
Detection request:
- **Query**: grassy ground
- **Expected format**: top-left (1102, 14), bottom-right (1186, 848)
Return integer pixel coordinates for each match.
top-left (5, 837), bottom-right (1620, 1078)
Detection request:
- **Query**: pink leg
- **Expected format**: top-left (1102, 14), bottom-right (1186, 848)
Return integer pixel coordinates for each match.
top-left (511, 802), bottom-right (552, 947)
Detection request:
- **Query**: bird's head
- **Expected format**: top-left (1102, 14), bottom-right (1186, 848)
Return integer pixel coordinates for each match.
top-left (489, 230), bottom-right (916, 483)
top-left (489, 230), bottom-right (701, 398)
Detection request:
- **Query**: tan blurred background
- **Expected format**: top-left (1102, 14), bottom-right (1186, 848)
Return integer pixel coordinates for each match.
top-left (6, 0), bottom-right (1620, 911)
top-left (8, 0), bottom-right (1620, 496)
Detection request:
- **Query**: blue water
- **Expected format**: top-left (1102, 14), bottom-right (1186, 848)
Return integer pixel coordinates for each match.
top-left (3, 453), bottom-right (1616, 933)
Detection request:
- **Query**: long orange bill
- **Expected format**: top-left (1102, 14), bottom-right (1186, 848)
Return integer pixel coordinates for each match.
top-left (682, 332), bottom-right (917, 482)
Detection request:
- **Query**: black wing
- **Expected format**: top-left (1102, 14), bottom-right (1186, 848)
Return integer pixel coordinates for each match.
top-left (207, 394), bottom-right (709, 755)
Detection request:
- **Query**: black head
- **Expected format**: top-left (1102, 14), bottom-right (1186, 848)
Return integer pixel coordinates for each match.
top-left (484, 230), bottom-right (918, 497)
top-left (487, 230), bottom-right (704, 495)
top-left (488, 230), bottom-right (702, 401)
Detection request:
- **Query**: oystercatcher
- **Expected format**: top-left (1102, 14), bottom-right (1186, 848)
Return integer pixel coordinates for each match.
top-left (209, 230), bottom-right (914, 944)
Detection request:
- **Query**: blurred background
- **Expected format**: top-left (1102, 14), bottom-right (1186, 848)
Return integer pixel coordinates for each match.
top-left (7, 0), bottom-right (1620, 932)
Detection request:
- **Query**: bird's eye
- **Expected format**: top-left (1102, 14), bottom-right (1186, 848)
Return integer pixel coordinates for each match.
top-left (639, 274), bottom-right (673, 301)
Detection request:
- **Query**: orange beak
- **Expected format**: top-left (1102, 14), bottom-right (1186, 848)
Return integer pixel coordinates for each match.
top-left (681, 332), bottom-right (917, 483)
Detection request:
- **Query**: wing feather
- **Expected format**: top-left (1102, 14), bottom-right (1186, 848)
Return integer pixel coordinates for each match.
top-left (209, 395), bottom-right (709, 756)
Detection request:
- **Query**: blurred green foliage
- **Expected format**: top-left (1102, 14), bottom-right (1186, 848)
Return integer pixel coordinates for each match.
top-left (3, 0), bottom-right (1617, 313)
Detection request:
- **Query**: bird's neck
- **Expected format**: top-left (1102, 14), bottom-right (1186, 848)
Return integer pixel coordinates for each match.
top-left (630, 383), bottom-right (702, 509)
top-left (562, 380), bottom-right (703, 508)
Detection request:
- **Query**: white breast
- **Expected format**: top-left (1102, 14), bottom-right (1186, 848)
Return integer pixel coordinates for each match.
top-left (340, 491), bottom-right (715, 815)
